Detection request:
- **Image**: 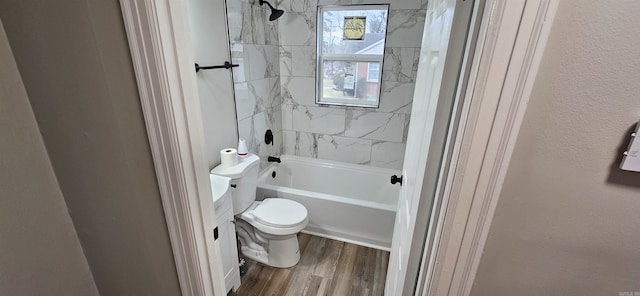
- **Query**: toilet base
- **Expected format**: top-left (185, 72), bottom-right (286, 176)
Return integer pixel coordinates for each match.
top-left (240, 232), bottom-right (301, 268)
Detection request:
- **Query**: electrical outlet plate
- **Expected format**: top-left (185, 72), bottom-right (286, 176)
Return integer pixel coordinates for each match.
top-left (620, 119), bottom-right (640, 172)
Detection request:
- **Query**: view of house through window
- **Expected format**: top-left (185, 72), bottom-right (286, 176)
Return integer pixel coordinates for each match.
top-left (317, 5), bottom-right (389, 107)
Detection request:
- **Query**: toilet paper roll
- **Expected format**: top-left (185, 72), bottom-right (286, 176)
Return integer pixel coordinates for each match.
top-left (220, 148), bottom-right (238, 168)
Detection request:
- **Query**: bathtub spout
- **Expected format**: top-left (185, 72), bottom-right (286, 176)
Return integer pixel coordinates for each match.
top-left (268, 156), bottom-right (281, 163)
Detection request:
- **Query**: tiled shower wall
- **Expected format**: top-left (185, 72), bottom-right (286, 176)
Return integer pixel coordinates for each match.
top-left (228, 0), bottom-right (284, 169)
top-left (278, 0), bottom-right (426, 170)
top-left (227, 0), bottom-right (426, 170)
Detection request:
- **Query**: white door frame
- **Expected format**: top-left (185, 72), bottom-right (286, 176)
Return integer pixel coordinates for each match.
top-left (119, 1), bottom-right (226, 295)
top-left (417, 0), bottom-right (558, 295)
top-left (119, 0), bottom-right (557, 295)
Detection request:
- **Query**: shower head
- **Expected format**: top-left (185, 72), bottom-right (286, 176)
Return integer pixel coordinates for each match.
top-left (259, 0), bottom-right (284, 21)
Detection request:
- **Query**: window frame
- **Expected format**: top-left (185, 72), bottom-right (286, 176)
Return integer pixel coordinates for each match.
top-left (316, 4), bottom-right (389, 108)
top-left (367, 62), bottom-right (380, 82)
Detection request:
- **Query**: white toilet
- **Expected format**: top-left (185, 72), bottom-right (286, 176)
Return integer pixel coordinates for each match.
top-left (211, 154), bottom-right (308, 268)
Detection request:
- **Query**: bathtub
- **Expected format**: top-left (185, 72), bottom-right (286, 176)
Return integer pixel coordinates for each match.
top-left (256, 155), bottom-right (400, 251)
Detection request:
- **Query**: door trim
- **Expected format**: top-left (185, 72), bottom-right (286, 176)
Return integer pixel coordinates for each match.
top-left (417, 0), bottom-right (559, 295)
top-left (119, 1), bottom-right (227, 295)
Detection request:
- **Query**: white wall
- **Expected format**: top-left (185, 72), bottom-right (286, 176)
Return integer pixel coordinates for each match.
top-left (472, 1), bottom-right (640, 295)
top-left (188, 0), bottom-right (240, 168)
top-left (0, 19), bottom-right (98, 296)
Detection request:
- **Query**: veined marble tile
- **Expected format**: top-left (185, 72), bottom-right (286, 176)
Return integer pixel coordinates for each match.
top-left (382, 47), bottom-right (417, 82)
top-left (248, 4), bottom-right (280, 46)
top-left (251, 112), bottom-right (269, 154)
top-left (371, 141), bottom-right (406, 170)
top-left (238, 116), bottom-right (255, 152)
top-left (275, 0), bottom-right (288, 11)
top-left (280, 104), bottom-right (293, 131)
top-left (411, 48), bottom-right (420, 82)
top-left (279, 12), bottom-right (316, 46)
top-left (230, 47), bottom-right (244, 58)
top-left (317, 135), bottom-right (372, 165)
top-left (246, 45), bottom-right (264, 80)
top-left (291, 105), bottom-right (346, 134)
top-left (235, 77), bottom-right (282, 121)
top-left (264, 13), bottom-right (280, 45)
top-left (349, 0), bottom-right (419, 9)
top-left (266, 106), bottom-right (283, 135)
top-left (344, 110), bottom-right (405, 142)
top-left (392, 0), bottom-right (423, 10)
top-left (250, 5), bottom-right (268, 44)
top-left (281, 104), bottom-right (294, 130)
top-left (283, 130), bottom-right (317, 158)
top-left (292, 46), bottom-right (316, 77)
top-left (270, 76), bottom-right (282, 106)
top-left (226, 6), bottom-right (243, 44)
top-left (273, 131), bottom-right (285, 155)
top-left (282, 130), bottom-right (295, 155)
top-left (279, 46), bottom-right (292, 76)
top-left (231, 56), bottom-right (248, 83)
top-left (386, 9), bottom-right (427, 48)
top-left (237, 111), bottom-right (274, 156)
top-left (379, 81), bottom-right (414, 114)
top-left (403, 114), bottom-right (411, 143)
top-left (278, 0), bottom-right (318, 12)
top-left (247, 45), bottom-right (279, 80)
top-left (266, 45), bottom-right (280, 78)
top-left (281, 76), bottom-right (316, 106)
top-left (240, 2), bottom-right (255, 44)
top-left (350, 0), bottom-right (389, 5)
top-left (317, 0), bottom-right (351, 5)
top-left (248, 78), bottom-right (270, 113)
top-left (234, 82), bottom-right (254, 120)
top-left (230, 41), bottom-right (244, 54)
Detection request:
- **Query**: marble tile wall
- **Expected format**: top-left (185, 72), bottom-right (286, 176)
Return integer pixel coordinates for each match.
top-left (277, 0), bottom-right (426, 169)
top-left (227, 0), bottom-right (284, 168)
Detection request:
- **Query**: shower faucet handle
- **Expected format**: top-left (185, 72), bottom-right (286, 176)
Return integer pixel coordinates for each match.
top-left (391, 174), bottom-right (403, 186)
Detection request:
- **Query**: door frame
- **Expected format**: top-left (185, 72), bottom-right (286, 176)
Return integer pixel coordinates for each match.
top-left (416, 0), bottom-right (558, 295)
top-left (119, 1), bottom-right (227, 295)
top-left (118, 0), bottom-right (558, 295)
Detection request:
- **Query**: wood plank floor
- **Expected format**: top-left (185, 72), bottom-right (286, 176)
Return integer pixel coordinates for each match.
top-left (229, 233), bottom-right (389, 296)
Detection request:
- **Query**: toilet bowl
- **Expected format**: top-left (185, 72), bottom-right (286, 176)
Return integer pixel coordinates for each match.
top-left (235, 198), bottom-right (308, 267)
top-left (211, 154), bottom-right (308, 268)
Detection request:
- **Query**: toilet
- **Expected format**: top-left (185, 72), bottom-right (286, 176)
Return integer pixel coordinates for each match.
top-left (211, 154), bottom-right (308, 268)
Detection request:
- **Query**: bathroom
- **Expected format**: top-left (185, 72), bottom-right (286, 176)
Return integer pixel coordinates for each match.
top-left (187, 0), bottom-right (461, 294)
top-left (8, 0), bottom-right (639, 295)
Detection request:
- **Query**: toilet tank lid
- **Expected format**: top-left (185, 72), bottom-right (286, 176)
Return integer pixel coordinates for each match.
top-left (210, 154), bottom-right (260, 178)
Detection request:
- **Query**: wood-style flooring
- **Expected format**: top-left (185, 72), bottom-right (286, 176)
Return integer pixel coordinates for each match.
top-left (229, 233), bottom-right (389, 296)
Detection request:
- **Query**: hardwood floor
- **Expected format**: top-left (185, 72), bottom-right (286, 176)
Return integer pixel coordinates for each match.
top-left (229, 233), bottom-right (389, 296)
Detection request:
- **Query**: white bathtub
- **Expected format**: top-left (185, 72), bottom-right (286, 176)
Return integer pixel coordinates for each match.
top-left (256, 155), bottom-right (400, 251)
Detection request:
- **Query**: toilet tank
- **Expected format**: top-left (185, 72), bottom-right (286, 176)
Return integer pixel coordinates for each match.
top-left (211, 154), bottom-right (260, 215)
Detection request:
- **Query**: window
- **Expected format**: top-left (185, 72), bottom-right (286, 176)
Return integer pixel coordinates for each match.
top-left (367, 63), bottom-right (380, 81)
top-left (316, 5), bottom-right (389, 108)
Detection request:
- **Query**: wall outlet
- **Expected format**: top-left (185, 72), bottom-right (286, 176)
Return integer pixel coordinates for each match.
top-left (620, 119), bottom-right (640, 172)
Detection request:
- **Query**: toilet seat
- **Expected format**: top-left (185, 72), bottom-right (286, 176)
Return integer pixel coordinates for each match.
top-left (254, 198), bottom-right (307, 228)
top-left (239, 198), bottom-right (308, 236)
